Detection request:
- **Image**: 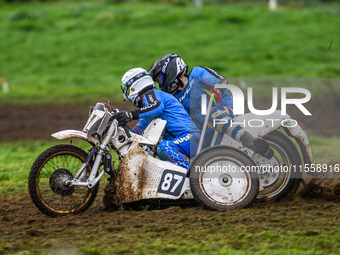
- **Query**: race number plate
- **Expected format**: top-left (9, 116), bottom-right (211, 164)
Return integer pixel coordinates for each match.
top-left (157, 170), bottom-right (186, 197)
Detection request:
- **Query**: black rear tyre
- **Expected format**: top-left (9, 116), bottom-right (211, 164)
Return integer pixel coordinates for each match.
top-left (28, 144), bottom-right (99, 216)
top-left (190, 146), bottom-right (259, 211)
top-left (256, 131), bottom-right (302, 201)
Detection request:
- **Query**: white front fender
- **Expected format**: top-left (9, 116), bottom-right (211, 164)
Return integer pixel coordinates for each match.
top-left (51, 130), bottom-right (99, 146)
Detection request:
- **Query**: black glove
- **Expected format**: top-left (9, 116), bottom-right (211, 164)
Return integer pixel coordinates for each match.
top-left (115, 111), bottom-right (132, 126)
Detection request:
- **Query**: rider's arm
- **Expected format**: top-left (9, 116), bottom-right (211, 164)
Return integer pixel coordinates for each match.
top-left (130, 90), bottom-right (164, 120)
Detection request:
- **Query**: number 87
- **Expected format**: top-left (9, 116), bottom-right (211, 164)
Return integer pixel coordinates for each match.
top-left (161, 173), bottom-right (183, 193)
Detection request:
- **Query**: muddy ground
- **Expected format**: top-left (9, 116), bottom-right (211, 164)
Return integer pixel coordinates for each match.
top-left (0, 190), bottom-right (339, 254)
top-left (0, 96), bottom-right (339, 254)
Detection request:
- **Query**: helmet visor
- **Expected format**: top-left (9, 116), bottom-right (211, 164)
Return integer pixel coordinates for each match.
top-left (121, 82), bottom-right (129, 100)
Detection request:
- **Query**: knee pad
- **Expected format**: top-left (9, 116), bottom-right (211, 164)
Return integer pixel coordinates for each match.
top-left (157, 140), bottom-right (174, 161)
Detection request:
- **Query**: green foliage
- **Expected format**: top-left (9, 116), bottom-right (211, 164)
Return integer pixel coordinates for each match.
top-left (0, 140), bottom-right (91, 194)
top-left (0, 1), bottom-right (339, 104)
top-left (309, 136), bottom-right (340, 163)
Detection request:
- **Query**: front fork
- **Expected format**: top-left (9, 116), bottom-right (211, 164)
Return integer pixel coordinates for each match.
top-left (66, 121), bottom-right (119, 188)
top-left (66, 147), bottom-right (111, 188)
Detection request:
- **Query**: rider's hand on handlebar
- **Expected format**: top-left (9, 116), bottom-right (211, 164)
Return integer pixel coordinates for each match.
top-left (115, 111), bottom-right (132, 126)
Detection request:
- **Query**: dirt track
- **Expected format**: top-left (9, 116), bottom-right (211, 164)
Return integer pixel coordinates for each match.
top-left (0, 97), bottom-right (339, 254)
top-left (0, 95), bottom-right (339, 142)
top-left (0, 190), bottom-right (339, 254)
top-left (0, 102), bottom-right (130, 141)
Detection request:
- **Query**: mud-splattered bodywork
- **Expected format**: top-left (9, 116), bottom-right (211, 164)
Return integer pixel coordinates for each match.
top-left (114, 143), bottom-right (189, 204)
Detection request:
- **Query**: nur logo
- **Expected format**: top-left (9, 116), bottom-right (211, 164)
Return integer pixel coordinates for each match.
top-left (200, 82), bottom-right (224, 115)
top-left (201, 83), bottom-right (312, 116)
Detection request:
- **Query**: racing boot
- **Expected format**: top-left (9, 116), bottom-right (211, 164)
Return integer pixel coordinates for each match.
top-left (240, 132), bottom-right (274, 159)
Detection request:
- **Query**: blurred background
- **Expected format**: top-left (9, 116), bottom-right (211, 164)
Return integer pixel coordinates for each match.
top-left (0, 0), bottom-right (339, 105)
top-left (1, 0), bottom-right (339, 141)
top-left (0, 2), bottom-right (339, 254)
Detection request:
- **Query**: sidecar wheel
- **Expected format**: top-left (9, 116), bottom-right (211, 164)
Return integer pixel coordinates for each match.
top-left (28, 145), bottom-right (99, 216)
top-left (190, 146), bottom-right (259, 211)
top-left (256, 131), bottom-right (302, 201)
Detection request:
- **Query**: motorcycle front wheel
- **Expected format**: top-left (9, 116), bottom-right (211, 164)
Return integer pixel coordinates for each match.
top-left (28, 144), bottom-right (99, 216)
top-left (190, 146), bottom-right (259, 211)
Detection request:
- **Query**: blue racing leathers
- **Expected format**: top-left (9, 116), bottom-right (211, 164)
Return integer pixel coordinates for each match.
top-left (173, 66), bottom-right (246, 144)
top-left (130, 89), bottom-right (198, 169)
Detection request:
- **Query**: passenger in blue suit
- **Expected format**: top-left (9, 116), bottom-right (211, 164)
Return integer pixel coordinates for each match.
top-left (148, 53), bottom-right (273, 159)
top-left (116, 67), bottom-right (199, 169)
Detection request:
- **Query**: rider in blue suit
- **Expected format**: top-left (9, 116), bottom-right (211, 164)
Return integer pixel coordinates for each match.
top-left (148, 53), bottom-right (273, 159)
top-left (116, 67), bottom-right (199, 169)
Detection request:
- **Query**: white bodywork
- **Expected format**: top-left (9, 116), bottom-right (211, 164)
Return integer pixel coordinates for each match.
top-left (220, 110), bottom-right (289, 148)
top-left (111, 119), bottom-right (192, 202)
top-left (52, 118), bottom-right (193, 202)
top-left (233, 111), bottom-right (289, 137)
top-left (219, 111), bottom-right (313, 165)
top-left (115, 143), bottom-right (190, 203)
top-left (51, 111), bottom-right (312, 204)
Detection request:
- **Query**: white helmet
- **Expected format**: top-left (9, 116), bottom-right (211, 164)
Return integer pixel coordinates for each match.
top-left (120, 68), bottom-right (155, 107)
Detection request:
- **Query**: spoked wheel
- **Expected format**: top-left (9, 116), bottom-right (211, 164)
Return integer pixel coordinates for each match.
top-left (256, 131), bottom-right (302, 201)
top-left (28, 144), bottom-right (99, 216)
top-left (190, 146), bottom-right (259, 211)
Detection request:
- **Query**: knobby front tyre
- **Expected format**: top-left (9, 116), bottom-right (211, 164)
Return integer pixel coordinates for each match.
top-left (28, 144), bottom-right (99, 216)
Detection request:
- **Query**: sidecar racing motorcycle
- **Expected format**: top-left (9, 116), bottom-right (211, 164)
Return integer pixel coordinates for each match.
top-left (28, 103), bottom-right (260, 216)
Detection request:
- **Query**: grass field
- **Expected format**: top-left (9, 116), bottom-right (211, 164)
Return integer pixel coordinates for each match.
top-left (0, 1), bottom-right (339, 104)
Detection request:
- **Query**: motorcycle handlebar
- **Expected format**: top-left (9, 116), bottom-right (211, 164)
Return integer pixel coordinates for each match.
top-left (109, 113), bottom-right (131, 138)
